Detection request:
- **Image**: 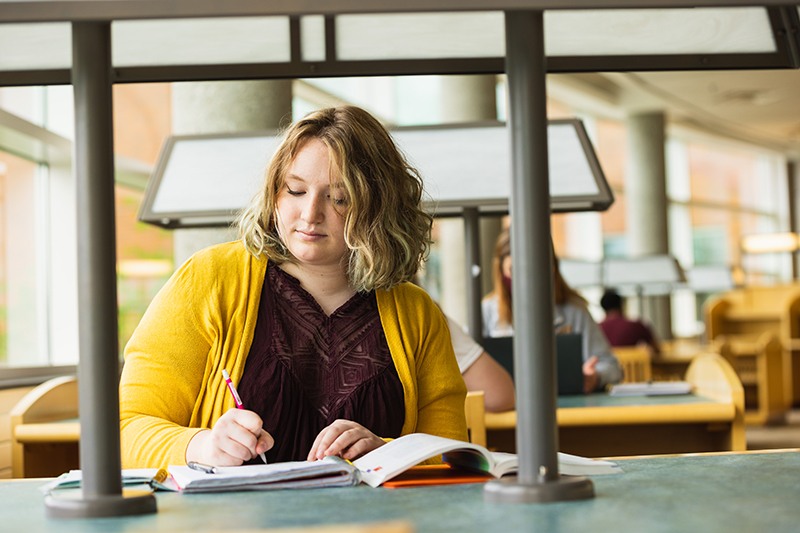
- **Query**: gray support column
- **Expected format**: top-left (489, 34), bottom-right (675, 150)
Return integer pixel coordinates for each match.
top-left (45, 22), bottom-right (156, 518)
top-left (463, 208), bottom-right (483, 339)
top-left (789, 160), bottom-right (800, 406)
top-left (171, 80), bottom-right (292, 264)
top-left (438, 75), bottom-right (497, 331)
top-left (485, 11), bottom-right (593, 504)
top-left (625, 111), bottom-right (672, 339)
top-left (788, 160), bottom-right (799, 279)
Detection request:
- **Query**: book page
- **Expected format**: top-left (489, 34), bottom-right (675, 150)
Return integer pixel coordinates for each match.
top-left (444, 450), bottom-right (622, 477)
top-left (442, 449), bottom-right (502, 476)
top-left (354, 433), bottom-right (488, 487)
top-left (557, 452), bottom-right (623, 475)
top-left (354, 433), bottom-right (624, 488)
top-left (487, 451), bottom-right (518, 476)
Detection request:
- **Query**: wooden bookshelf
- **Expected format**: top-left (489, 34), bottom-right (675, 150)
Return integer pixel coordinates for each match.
top-left (704, 284), bottom-right (800, 424)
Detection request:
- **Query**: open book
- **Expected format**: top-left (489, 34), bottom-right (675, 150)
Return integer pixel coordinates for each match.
top-left (353, 433), bottom-right (621, 487)
top-left (43, 433), bottom-right (622, 494)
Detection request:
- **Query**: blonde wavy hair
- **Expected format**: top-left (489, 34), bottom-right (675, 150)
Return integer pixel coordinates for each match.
top-left (488, 228), bottom-right (513, 328)
top-left (237, 106), bottom-right (432, 292)
top-left (487, 228), bottom-right (586, 328)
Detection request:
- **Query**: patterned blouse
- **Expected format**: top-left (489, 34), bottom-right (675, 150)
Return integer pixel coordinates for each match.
top-left (237, 263), bottom-right (404, 462)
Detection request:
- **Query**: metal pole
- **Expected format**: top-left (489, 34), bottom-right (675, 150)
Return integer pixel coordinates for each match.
top-left (463, 207), bottom-right (484, 340)
top-left (787, 160), bottom-right (799, 280)
top-left (45, 21), bottom-right (156, 518)
top-left (485, 10), bottom-right (593, 503)
top-left (74, 20), bottom-right (121, 499)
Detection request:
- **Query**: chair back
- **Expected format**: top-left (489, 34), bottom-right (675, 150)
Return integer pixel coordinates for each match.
top-left (613, 345), bottom-right (653, 383)
top-left (10, 375), bottom-right (78, 477)
top-left (464, 391), bottom-right (487, 447)
top-left (685, 352), bottom-right (746, 450)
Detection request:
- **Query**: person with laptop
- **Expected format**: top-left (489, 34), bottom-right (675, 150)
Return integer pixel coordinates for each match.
top-left (482, 228), bottom-right (623, 393)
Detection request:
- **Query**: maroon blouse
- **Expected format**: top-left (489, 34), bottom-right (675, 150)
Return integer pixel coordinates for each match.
top-left (237, 263), bottom-right (404, 463)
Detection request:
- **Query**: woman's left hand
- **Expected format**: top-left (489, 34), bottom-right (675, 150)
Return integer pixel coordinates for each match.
top-left (307, 419), bottom-right (385, 461)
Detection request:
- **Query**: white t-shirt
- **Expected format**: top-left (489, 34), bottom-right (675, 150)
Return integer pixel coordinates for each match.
top-left (446, 316), bottom-right (484, 373)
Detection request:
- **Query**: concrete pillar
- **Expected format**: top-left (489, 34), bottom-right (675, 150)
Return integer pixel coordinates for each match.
top-left (171, 80), bottom-right (292, 265)
top-left (437, 75), bottom-right (498, 327)
top-left (625, 111), bottom-right (672, 339)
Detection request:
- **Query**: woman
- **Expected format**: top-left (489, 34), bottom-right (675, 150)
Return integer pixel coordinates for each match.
top-left (120, 106), bottom-right (468, 469)
top-left (482, 228), bottom-right (622, 392)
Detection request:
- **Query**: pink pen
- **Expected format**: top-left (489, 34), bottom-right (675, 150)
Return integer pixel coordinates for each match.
top-left (222, 369), bottom-right (268, 464)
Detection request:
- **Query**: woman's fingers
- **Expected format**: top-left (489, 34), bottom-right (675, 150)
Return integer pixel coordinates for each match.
top-left (188, 408), bottom-right (272, 466)
top-left (211, 414), bottom-right (261, 462)
top-left (336, 432), bottom-right (383, 461)
top-left (257, 428), bottom-right (275, 456)
top-left (583, 355), bottom-right (599, 393)
top-left (308, 420), bottom-right (384, 461)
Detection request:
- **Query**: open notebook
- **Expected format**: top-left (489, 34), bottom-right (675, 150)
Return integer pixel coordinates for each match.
top-left (42, 433), bottom-right (622, 494)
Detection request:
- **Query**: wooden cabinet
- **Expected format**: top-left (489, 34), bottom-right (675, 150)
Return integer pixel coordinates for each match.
top-left (704, 285), bottom-right (800, 424)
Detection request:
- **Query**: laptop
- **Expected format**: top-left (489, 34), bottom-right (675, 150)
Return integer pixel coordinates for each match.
top-left (480, 334), bottom-right (585, 396)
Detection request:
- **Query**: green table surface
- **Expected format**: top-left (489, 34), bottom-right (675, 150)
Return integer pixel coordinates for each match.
top-left (557, 392), bottom-right (718, 408)
top-left (3, 451), bottom-right (798, 533)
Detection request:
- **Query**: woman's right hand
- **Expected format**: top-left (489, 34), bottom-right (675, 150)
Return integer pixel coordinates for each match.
top-left (185, 408), bottom-right (274, 466)
top-left (582, 355), bottom-right (599, 394)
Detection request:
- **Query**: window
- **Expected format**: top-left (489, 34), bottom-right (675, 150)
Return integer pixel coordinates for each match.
top-left (0, 84), bottom-right (172, 378)
top-left (0, 151), bottom-right (46, 366)
top-left (674, 140), bottom-right (789, 280)
top-left (1, 86), bottom-right (79, 371)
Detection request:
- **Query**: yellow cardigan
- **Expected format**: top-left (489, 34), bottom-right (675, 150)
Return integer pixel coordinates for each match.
top-left (119, 241), bottom-right (468, 468)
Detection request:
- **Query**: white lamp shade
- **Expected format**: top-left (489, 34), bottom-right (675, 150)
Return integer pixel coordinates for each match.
top-left (139, 119), bottom-right (614, 227)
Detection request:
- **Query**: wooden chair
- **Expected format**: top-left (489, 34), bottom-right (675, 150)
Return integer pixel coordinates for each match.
top-left (9, 375), bottom-right (79, 478)
top-left (612, 345), bottom-right (653, 383)
top-left (464, 391), bottom-right (487, 447)
top-left (685, 352), bottom-right (746, 451)
top-left (721, 331), bottom-right (785, 425)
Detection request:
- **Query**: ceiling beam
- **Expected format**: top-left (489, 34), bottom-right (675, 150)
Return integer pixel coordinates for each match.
top-left (0, 0), bottom-right (798, 23)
